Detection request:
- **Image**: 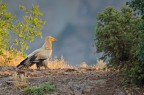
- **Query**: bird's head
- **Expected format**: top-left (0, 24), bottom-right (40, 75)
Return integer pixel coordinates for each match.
top-left (46, 36), bottom-right (56, 42)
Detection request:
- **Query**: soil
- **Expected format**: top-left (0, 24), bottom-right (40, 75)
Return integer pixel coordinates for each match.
top-left (0, 66), bottom-right (143, 95)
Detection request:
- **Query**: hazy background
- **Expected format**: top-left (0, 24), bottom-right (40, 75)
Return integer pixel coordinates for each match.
top-left (4, 0), bottom-right (128, 66)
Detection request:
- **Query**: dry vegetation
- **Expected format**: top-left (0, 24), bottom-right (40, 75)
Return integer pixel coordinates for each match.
top-left (0, 50), bottom-right (24, 66)
top-left (0, 52), bottom-right (71, 69)
top-left (93, 59), bottom-right (107, 70)
top-left (8, 72), bottom-right (55, 95)
top-left (48, 56), bottom-right (71, 69)
top-left (79, 60), bottom-right (107, 70)
top-left (0, 51), bottom-right (106, 71)
top-left (10, 72), bottom-right (28, 90)
top-left (0, 50), bottom-right (108, 72)
top-left (0, 51), bottom-right (107, 70)
top-left (30, 56), bottom-right (71, 69)
top-left (79, 62), bottom-right (89, 68)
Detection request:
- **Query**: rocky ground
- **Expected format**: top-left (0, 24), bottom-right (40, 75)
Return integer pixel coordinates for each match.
top-left (0, 66), bottom-right (143, 95)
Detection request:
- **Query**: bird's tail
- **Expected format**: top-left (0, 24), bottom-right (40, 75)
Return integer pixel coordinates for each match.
top-left (16, 57), bottom-right (29, 69)
top-left (17, 64), bottom-right (24, 69)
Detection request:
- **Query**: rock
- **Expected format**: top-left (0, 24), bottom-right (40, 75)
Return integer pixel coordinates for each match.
top-left (83, 86), bottom-right (92, 93)
top-left (6, 81), bottom-right (15, 86)
top-left (73, 89), bottom-right (82, 95)
top-left (0, 83), bottom-right (2, 87)
top-left (114, 89), bottom-right (126, 95)
top-left (46, 92), bottom-right (58, 95)
top-left (90, 79), bottom-right (106, 86)
top-left (17, 70), bottom-right (26, 75)
top-left (0, 66), bottom-right (16, 71)
top-left (65, 68), bottom-right (76, 72)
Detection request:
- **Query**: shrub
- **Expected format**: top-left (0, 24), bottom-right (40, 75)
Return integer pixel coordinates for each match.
top-left (47, 56), bottom-right (71, 69)
top-left (10, 72), bottom-right (28, 89)
top-left (95, 6), bottom-right (141, 67)
top-left (95, 6), bottom-right (144, 86)
top-left (94, 60), bottom-right (107, 70)
top-left (124, 39), bottom-right (144, 85)
top-left (79, 62), bottom-right (88, 68)
top-left (26, 83), bottom-right (56, 95)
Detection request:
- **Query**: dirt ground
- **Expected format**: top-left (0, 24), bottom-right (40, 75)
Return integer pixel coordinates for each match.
top-left (0, 66), bottom-right (143, 95)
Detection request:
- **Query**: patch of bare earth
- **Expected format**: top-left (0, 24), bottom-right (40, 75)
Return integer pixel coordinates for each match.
top-left (0, 66), bottom-right (143, 95)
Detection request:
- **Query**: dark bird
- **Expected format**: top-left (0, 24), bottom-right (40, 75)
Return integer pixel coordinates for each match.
top-left (16, 36), bottom-right (56, 69)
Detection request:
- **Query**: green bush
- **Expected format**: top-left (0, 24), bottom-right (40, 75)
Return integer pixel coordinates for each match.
top-left (26, 83), bottom-right (56, 95)
top-left (95, 6), bottom-right (141, 68)
top-left (125, 64), bottom-right (144, 85)
top-left (95, 5), bottom-right (144, 86)
top-left (124, 39), bottom-right (144, 85)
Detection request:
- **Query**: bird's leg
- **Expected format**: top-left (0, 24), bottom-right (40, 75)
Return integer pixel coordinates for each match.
top-left (26, 66), bottom-right (29, 69)
top-left (44, 64), bottom-right (49, 69)
top-left (36, 63), bottom-right (41, 70)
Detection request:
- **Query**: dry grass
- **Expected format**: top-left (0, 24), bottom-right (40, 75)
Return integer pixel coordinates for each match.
top-left (47, 56), bottom-right (71, 69)
top-left (10, 72), bottom-right (28, 89)
top-left (29, 56), bottom-right (71, 69)
top-left (1, 51), bottom-right (103, 70)
top-left (0, 51), bottom-right (107, 70)
top-left (79, 62), bottom-right (89, 68)
top-left (0, 52), bottom-right (71, 69)
top-left (0, 50), bottom-right (24, 66)
top-left (94, 59), bottom-right (107, 70)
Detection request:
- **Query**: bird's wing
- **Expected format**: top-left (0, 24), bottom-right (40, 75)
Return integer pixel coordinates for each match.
top-left (35, 49), bottom-right (52, 60)
top-left (27, 48), bottom-right (42, 58)
top-left (16, 57), bottom-right (29, 69)
top-left (17, 55), bottom-right (37, 69)
top-left (17, 36), bottom-right (55, 69)
top-left (17, 49), bottom-right (51, 69)
top-left (16, 49), bottom-right (41, 69)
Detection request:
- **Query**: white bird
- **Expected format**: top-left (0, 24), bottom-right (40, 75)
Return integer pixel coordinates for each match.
top-left (16, 36), bottom-right (56, 69)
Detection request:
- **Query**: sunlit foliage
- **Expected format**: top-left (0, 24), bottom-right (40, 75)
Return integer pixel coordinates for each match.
top-left (0, 2), bottom-right (45, 64)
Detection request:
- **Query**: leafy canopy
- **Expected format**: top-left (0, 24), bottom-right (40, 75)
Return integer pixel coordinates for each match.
top-left (125, 0), bottom-right (144, 85)
top-left (12, 5), bottom-right (45, 52)
top-left (95, 0), bottom-right (144, 86)
top-left (0, 3), bottom-right (45, 55)
top-left (127, 0), bottom-right (144, 18)
top-left (95, 6), bottom-right (142, 66)
top-left (0, 3), bottom-right (14, 54)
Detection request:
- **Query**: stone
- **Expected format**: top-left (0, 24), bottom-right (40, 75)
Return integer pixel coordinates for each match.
top-left (114, 89), bottom-right (126, 95)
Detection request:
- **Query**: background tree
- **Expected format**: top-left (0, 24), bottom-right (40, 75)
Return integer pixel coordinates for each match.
top-left (96, 3), bottom-right (144, 85)
top-left (0, 3), bottom-right (14, 54)
top-left (11, 5), bottom-right (45, 52)
top-left (0, 3), bottom-right (45, 53)
top-left (95, 6), bottom-right (141, 67)
top-left (126, 0), bottom-right (144, 85)
top-left (127, 0), bottom-right (144, 18)
top-left (0, 2), bottom-right (45, 65)
top-left (127, 0), bottom-right (144, 65)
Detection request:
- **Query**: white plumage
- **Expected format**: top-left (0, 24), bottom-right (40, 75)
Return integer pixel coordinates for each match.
top-left (17, 36), bottom-right (56, 69)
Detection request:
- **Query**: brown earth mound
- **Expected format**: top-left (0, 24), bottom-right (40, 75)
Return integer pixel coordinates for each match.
top-left (0, 66), bottom-right (143, 95)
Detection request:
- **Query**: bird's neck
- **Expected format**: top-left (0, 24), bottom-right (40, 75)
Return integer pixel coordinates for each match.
top-left (42, 40), bottom-right (52, 50)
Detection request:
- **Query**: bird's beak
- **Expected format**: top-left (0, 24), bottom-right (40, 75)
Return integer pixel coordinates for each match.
top-left (51, 37), bottom-right (56, 42)
top-left (47, 36), bottom-right (56, 42)
top-left (53, 38), bottom-right (56, 42)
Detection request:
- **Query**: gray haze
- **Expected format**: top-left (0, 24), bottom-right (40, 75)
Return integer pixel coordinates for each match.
top-left (4, 0), bottom-right (128, 65)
